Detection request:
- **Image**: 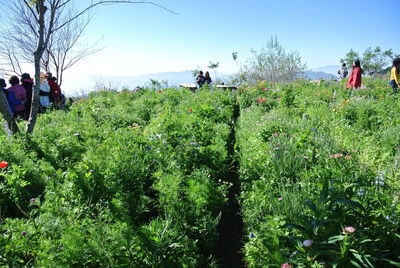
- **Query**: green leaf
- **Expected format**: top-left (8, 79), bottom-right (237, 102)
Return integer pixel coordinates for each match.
top-left (281, 223), bottom-right (306, 231)
top-left (359, 238), bottom-right (374, 244)
top-left (350, 260), bottom-right (362, 268)
top-left (334, 198), bottom-right (364, 210)
top-left (323, 235), bottom-right (345, 244)
top-left (305, 199), bottom-right (317, 213)
top-left (383, 259), bottom-right (400, 267)
top-left (351, 250), bottom-right (374, 268)
top-left (319, 178), bottom-right (329, 202)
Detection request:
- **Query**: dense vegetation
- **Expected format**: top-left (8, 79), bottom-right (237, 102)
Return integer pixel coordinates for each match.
top-left (1, 80), bottom-right (399, 267)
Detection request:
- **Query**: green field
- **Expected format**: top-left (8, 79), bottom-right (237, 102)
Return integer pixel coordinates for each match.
top-left (1, 80), bottom-right (399, 267)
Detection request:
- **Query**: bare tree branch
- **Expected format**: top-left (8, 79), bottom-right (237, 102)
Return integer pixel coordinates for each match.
top-left (0, 0), bottom-right (175, 134)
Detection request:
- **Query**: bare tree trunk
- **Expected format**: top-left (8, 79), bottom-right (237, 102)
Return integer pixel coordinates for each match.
top-left (26, 1), bottom-right (46, 134)
top-left (0, 91), bottom-right (19, 135)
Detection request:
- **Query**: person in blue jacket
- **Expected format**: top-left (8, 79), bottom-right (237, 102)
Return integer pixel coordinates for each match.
top-left (0, 78), bottom-right (24, 116)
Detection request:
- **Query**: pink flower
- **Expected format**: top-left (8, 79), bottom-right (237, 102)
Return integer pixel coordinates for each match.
top-left (256, 98), bottom-right (267, 103)
top-left (278, 197), bottom-right (283, 201)
top-left (302, 239), bottom-right (313, 247)
top-left (343, 226), bottom-right (356, 233)
top-left (281, 263), bottom-right (293, 268)
top-left (329, 153), bottom-right (343, 159)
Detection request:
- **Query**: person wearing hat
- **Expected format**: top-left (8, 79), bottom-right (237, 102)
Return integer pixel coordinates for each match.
top-left (6, 76), bottom-right (26, 118)
top-left (21, 73), bottom-right (34, 119)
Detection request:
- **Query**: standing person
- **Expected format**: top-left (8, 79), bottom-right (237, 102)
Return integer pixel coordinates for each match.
top-left (389, 58), bottom-right (400, 94)
top-left (0, 78), bottom-right (19, 133)
top-left (21, 73), bottom-right (34, 119)
top-left (338, 63), bottom-right (348, 80)
top-left (39, 73), bottom-right (51, 113)
top-left (204, 71), bottom-right (212, 85)
top-left (46, 72), bottom-right (62, 108)
top-left (0, 78), bottom-right (20, 115)
top-left (196, 71), bottom-right (206, 88)
top-left (346, 60), bottom-right (363, 90)
top-left (7, 75), bottom-right (27, 118)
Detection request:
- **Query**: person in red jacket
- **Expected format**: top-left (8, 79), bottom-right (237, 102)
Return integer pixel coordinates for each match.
top-left (46, 72), bottom-right (62, 108)
top-left (346, 60), bottom-right (363, 89)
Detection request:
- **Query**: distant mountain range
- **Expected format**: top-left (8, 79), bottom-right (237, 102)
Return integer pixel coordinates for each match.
top-left (303, 65), bottom-right (340, 80)
top-left (311, 65), bottom-right (340, 75)
top-left (64, 66), bottom-right (341, 96)
top-left (118, 66), bottom-right (340, 86)
top-left (96, 66), bottom-right (340, 87)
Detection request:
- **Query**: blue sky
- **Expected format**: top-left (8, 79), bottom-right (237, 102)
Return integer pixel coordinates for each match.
top-left (16, 0), bottom-right (400, 93)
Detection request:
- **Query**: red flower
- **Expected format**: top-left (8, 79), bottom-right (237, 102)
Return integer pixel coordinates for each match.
top-left (188, 108), bottom-right (193, 112)
top-left (257, 98), bottom-right (267, 103)
top-left (0, 161), bottom-right (8, 168)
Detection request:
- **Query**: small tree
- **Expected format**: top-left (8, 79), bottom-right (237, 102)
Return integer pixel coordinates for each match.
top-left (207, 61), bottom-right (219, 81)
top-left (243, 36), bottom-right (306, 83)
top-left (340, 49), bottom-right (360, 68)
top-left (340, 46), bottom-right (398, 75)
top-left (362, 47), bottom-right (396, 75)
top-left (192, 67), bottom-right (202, 79)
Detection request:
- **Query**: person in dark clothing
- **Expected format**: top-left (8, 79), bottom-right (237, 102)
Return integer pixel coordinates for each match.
top-left (204, 71), bottom-right (212, 85)
top-left (21, 73), bottom-right (34, 119)
top-left (196, 71), bottom-right (206, 88)
top-left (338, 63), bottom-right (348, 80)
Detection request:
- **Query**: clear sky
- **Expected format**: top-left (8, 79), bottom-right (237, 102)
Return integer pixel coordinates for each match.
top-left (4, 0), bottom-right (400, 94)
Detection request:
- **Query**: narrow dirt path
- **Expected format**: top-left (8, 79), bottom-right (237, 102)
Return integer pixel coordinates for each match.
top-left (215, 98), bottom-right (244, 267)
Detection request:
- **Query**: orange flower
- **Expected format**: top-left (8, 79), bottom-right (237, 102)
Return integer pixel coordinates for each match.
top-left (0, 161), bottom-right (8, 168)
top-left (188, 108), bottom-right (193, 112)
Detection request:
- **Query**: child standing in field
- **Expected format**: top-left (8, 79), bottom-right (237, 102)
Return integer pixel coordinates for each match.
top-left (389, 58), bottom-right (400, 94)
top-left (346, 60), bottom-right (363, 90)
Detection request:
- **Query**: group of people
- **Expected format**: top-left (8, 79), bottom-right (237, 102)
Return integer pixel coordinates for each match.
top-left (0, 72), bottom-right (63, 119)
top-left (196, 71), bottom-right (212, 88)
top-left (338, 58), bottom-right (400, 94)
top-left (337, 60), bottom-right (363, 90)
